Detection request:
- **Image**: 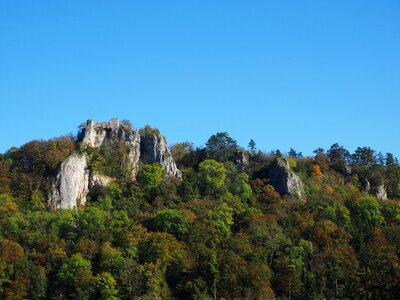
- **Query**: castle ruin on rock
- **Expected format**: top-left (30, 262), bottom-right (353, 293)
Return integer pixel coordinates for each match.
top-left (48, 118), bottom-right (181, 209)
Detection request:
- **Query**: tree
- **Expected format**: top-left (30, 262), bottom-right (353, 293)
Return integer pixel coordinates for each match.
top-left (170, 142), bottom-right (195, 166)
top-left (94, 272), bottom-right (119, 300)
top-left (205, 132), bottom-right (238, 162)
top-left (327, 143), bottom-right (351, 175)
top-left (137, 163), bottom-right (163, 199)
top-left (289, 148), bottom-right (303, 159)
top-left (248, 139), bottom-right (256, 152)
top-left (313, 148), bottom-right (325, 155)
top-left (232, 173), bottom-right (252, 201)
top-left (385, 153), bottom-right (400, 198)
top-left (30, 189), bottom-right (45, 211)
top-left (351, 197), bottom-right (384, 250)
top-left (121, 119), bottom-right (132, 130)
top-left (57, 253), bottom-right (94, 298)
top-left (147, 209), bottom-right (190, 240)
top-left (198, 159), bottom-right (227, 196)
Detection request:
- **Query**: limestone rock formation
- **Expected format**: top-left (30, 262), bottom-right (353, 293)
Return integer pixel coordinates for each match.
top-left (48, 118), bottom-right (182, 209)
top-left (268, 157), bottom-right (304, 198)
top-left (80, 118), bottom-right (141, 179)
top-left (376, 185), bottom-right (388, 201)
top-left (49, 153), bottom-right (90, 209)
top-left (89, 172), bottom-right (113, 190)
top-left (141, 133), bottom-right (182, 178)
top-left (88, 172), bottom-right (114, 199)
top-left (360, 178), bottom-right (371, 193)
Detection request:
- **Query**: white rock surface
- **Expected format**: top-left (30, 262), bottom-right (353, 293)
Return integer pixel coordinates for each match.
top-left (80, 118), bottom-right (141, 179)
top-left (49, 153), bottom-right (90, 209)
top-left (376, 185), bottom-right (388, 201)
top-left (49, 119), bottom-right (182, 209)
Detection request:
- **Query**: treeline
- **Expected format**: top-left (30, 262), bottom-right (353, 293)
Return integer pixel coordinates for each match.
top-left (0, 131), bottom-right (399, 299)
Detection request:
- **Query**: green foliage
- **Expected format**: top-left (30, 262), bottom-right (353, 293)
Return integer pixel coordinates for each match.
top-left (198, 159), bottom-right (227, 196)
top-left (205, 132), bottom-right (238, 162)
top-left (351, 197), bottom-right (384, 249)
top-left (0, 126), bottom-right (400, 299)
top-left (207, 203), bottom-right (234, 242)
top-left (137, 164), bottom-right (163, 199)
top-left (232, 173), bottom-right (252, 201)
top-left (87, 141), bottom-right (132, 179)
top-left (30, 190), bottom-right (45, 211)
top-left (94, 272), bottom-right (119, 300)
top-left (58, 253), bottom-right (91, 282)
top-left (147, 209), bottom-right (189, 239)
top-left (248, 139), bottom-right (256, 152)
top-left (139, 124), bottom-right (160, 137)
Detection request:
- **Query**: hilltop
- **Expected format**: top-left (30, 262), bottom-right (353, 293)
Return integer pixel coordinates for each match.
top-left (0, 119), bottom-right (399, 299)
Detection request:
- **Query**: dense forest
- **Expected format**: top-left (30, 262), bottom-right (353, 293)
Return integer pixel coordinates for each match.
top-left (0, 121), bottom-right (399, 300)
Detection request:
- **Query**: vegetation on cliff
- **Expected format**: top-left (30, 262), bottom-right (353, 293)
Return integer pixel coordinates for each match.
top-left (0, 124), bottom-right (399, 299)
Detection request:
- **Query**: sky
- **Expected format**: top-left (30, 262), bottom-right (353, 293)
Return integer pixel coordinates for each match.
top-left (1, 1), bottom-right (399, 157)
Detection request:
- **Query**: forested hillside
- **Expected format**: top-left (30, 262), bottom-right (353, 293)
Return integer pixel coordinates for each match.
top-left (0, 120), bottom-right (399, 299)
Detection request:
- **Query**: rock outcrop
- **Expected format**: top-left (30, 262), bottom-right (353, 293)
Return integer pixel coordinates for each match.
top-left (141, 134), bottom-right (182, 178)
top-left (360, 178), bottom-right (371, 193)
top-left (80, 118), bottom-right (141, 179)
top-left (49, 153), bottom-right (90, 209)
top-left (49, 118), bottom-right (182, 209)
top-left (376, 185), bottom-right (388, 201)
top-left (268, 157), bottom-right (304, 198)
top-left (89, 172), bottom-right (114, 197)
top-left (233, 151), bottom-right (249, 170)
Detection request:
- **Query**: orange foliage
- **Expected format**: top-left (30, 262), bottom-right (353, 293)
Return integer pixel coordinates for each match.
top-left (312, 164), bottom-right (323, 178)
top-left (0, 240), bottom-right (24, 263)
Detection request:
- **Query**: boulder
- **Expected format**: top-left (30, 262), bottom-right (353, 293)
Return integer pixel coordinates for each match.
top-left (360, 178), bottom-right (371, 193)
top-left (376, 185), bottom-right (388, 201)
top-left (48, 153), bottom-right (90, 209)
top-left (141, 133), bottom-right (181, 178)
top-left (268, 157), bottom-right (304, 198)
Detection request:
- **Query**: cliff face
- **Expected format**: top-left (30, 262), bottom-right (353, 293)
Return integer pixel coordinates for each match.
top-left (48, 118), bottom-right (181, 209)
top-left (141, 134), bottom-right (182, 178)
top-left (268, 157), bottom-right (304, 198)
top-left (49, 153), bottom-right (90, 209)
top-left (81, 118), bottom-right (141, 179)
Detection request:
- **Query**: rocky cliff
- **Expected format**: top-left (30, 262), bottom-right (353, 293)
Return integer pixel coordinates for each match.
top-left (49, 153), bottom-right (90, 209)
top-left (268, 157), bottom-right (304, 198)
top-left (141, 134), bottom-right (182, 178)
top-left (80, 118), bottom-right (141, 179)
top-left (48, 118), bottom-right (181, 209)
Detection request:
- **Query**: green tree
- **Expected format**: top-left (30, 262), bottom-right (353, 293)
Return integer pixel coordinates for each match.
top-left (198, 159), bottom-right (227, 196)
top-left (58, 253), bottom-right (94, 298)
top-left (148, 209), bottom-right (189, 239)
top-left (327, 143), bottom-right (351, 175)
top-left (232, 173), bottom-right (252, 202)
top-left (94, 272), bottom-right (119, 300)
top-left (351, 197), bottom-right (384, 250)
top-left (137, 164), bottom-right (163, 199)
top-left (205, 132), bottom-right (238, 162)
top-left (248, 139), bottom-right (256, 152)
top-left (30, 189), bottom-right (45, 211)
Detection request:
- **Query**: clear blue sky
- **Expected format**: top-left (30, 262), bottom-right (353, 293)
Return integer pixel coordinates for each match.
top-left (1, 1), bottom-right (399, 157)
